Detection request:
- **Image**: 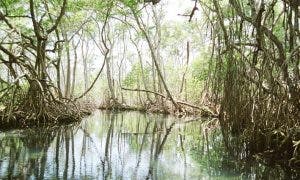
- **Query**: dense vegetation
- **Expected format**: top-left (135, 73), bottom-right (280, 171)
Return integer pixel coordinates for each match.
top-left (0, 0), bottom-right (299, 171)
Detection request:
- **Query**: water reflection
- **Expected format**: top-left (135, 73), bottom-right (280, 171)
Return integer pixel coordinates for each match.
top-left (0, 111), bottom-right (295, 179)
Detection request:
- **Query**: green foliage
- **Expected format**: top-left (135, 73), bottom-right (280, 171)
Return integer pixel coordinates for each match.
top-left (191, 56), bottom-right (209, 82)
top-left (123, 62), bottom-right (150, 87)
top-left (121, 0), bottom-right (138, 8)
top-left (0, 0), bottom-right (24, 12)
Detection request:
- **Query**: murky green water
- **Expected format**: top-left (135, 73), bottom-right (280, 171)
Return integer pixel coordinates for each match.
top-left (0, 111), bottom-right (293, 179)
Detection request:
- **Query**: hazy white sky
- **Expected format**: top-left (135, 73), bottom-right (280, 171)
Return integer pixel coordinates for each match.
top-left (164, 0), bottom-right (200, 22)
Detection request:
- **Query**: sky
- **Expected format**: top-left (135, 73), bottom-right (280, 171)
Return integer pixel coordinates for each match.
top-left (164, 0), bottom-right (200, 22)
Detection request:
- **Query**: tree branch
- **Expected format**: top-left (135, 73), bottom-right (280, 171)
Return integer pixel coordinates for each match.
top-left (46, 0), bottom-right (67, 34)
top-left (121, 87), bottom-right (203, 110)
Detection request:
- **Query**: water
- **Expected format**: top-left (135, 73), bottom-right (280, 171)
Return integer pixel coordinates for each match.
top-left (0, 111), bottom-right (293, 179)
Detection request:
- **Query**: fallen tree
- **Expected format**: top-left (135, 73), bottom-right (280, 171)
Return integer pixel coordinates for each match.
top-left (121, 87), bottom-right (217, 117)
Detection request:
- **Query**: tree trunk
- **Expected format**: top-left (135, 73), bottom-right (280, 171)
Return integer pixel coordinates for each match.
top-left (55, 30), bottom-right (62, 98)
top-left (180, 41), bottom-right (190, 96)
top-left (63, 31), bottom-right (71, 98)
top-left (131, 8), bottom-right (180, 111)
top-left (71, 39), bottom-right (79, 96)
top-left (106, 55), bottom-right (116, 101)
top-left (130, 37), bottom-right (151, 101)
top-left (82, 40), bottom-right (89, 91)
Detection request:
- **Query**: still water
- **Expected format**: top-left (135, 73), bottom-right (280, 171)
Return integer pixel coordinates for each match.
top-left (0, 111), bottom-right (293, 179)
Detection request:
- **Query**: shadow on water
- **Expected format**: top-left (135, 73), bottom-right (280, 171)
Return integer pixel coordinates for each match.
top-left (0, 110), bottom-right (297, 179)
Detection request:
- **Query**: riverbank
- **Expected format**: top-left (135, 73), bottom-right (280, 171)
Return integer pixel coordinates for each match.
top-left (0, 99), bottom-right (215, 131)
top-left (0, 101), bottom-right (95, 131)
top-left (98, 101), bottom-right (217, 118)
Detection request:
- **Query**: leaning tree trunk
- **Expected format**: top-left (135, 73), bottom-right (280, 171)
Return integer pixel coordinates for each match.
top-left (131, 8), bottom-right (181, 111)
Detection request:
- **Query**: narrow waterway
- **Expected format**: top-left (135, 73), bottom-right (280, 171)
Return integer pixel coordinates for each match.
top-left (0, 111), bottom-right (290, 179)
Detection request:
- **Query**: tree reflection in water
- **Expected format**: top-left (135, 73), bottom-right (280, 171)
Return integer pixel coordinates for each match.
top-left (0, 111), bottom-right (295, 179)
